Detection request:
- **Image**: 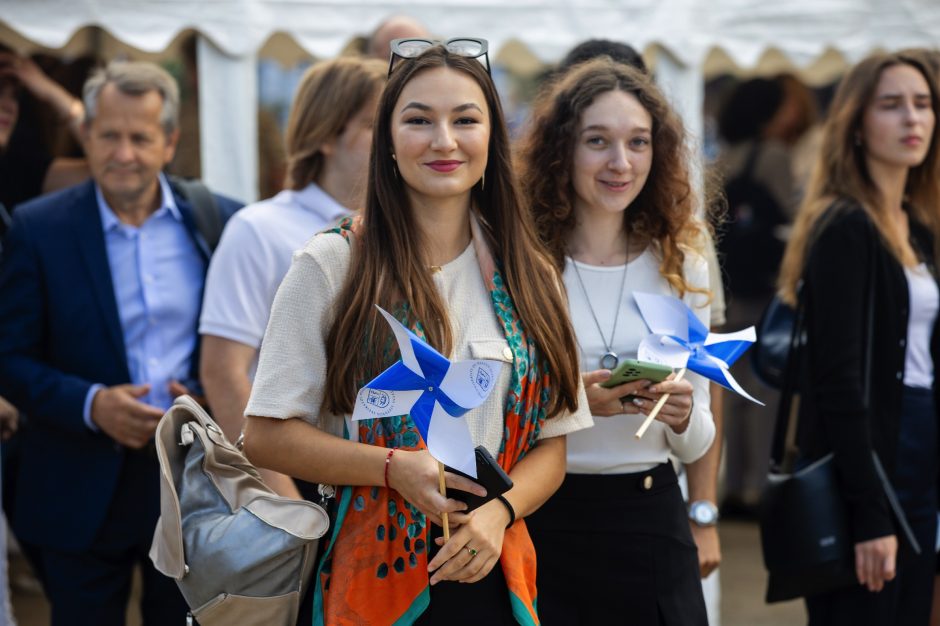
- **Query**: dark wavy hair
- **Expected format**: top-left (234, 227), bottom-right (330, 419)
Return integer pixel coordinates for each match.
top-left (324, 45), bottom-right (580, 418)
top-left (518, 57), bottom-right (707, 297)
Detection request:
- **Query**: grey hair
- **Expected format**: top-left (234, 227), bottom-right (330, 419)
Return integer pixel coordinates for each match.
top-left (83, 60), bottom-right (180, 135)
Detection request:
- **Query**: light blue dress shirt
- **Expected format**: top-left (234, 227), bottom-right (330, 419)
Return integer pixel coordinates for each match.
top-left (83, 174), bottom-right (206, 429)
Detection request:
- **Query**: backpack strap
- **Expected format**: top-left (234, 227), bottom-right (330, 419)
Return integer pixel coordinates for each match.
top-left (742, 142), bottom-right (762, 178)
top-left (168, 175), bottom-right (223, 252)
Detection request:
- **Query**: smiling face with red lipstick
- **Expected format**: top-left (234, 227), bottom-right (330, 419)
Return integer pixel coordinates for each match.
top-left (391, 65), bottom-right (490, 210)
top-left (570, 89), bottom-right (652, 220)
top-left (862, 63), bottom-right (935, 172)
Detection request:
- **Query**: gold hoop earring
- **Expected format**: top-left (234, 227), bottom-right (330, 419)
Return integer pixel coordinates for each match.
top-left (479, 172), bottom-right (485, 191)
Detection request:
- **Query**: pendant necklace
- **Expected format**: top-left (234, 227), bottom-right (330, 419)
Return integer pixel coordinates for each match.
top-left (569, 234), bottom-right (630, 370)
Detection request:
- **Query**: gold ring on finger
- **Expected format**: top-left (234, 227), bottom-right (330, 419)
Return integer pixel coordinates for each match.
top-left (466, 546), bottom-right (478, 557)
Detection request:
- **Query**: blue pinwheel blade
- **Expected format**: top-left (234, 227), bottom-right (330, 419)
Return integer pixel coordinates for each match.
top-left (411, 337), bottom-right (451, 387)
top-left (686, 308), bottom-right (709, 345)
top-left (409, 392), bottom-right (437, 444)
top-left (432, 388), bottom-right (467, 418)
top-left (366, 361), bottom-right (428, 391)
top-left (704, 339), bottom-right (752, 368)
top-left (686, 354), bottom-right (729, 387)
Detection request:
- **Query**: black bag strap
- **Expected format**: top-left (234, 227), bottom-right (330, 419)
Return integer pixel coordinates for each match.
top-left (771, 201), bottom-right (870, 470)
top-left (0, 203), bottom-right (11, 256)
top-left (742, 142), bottom-right (762, 179)
top-left (168, 175), bottom-right (223, 252)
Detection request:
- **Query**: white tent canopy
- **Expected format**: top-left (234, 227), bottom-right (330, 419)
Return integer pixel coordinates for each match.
top-left (4, 0), bottom-right (940, 201)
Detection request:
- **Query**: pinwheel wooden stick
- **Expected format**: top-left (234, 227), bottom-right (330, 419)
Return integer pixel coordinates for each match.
top-left (438, 462), bottom-right (450, 541)
top-left (635, 368), bottom-right (687, 439)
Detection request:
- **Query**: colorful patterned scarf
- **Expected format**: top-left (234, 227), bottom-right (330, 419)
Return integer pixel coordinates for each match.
top-left (312, 215), bottom-right (551, 625)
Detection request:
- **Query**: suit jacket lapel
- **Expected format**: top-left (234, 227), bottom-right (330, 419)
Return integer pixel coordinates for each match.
top-left (72, 182), bottom-right (127, 365)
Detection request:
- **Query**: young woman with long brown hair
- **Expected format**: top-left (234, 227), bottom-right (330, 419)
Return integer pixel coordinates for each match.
top-left (242, 42), bottom-right (590, 625)
top-left (518, 58), bottom-right (714, 624)
top-left (776, 51), bottom-right (940, 625)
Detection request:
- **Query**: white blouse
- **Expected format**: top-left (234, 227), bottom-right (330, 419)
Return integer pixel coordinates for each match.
top-left (563, 246), bottom-right (716, 474)
top-left (903, 263), bottom-right (938, 389)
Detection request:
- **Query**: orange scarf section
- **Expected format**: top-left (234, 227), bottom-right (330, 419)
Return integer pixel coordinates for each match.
top-left (315, 216), bottom-right (547, 625)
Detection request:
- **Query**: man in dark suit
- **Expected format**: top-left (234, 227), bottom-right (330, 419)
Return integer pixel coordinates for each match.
top-left (0, 60), bottom-right (240, 625)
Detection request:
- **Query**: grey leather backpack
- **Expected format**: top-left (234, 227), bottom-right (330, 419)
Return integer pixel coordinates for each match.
top-left (149, 395), bottom-right (329, 625)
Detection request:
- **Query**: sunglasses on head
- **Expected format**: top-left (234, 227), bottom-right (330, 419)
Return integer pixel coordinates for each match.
top-left (388, 37), bottom-right (490, 77)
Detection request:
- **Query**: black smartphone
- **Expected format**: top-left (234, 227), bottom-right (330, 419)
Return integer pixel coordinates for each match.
top-left (445, 446), bottom-right (513, 512)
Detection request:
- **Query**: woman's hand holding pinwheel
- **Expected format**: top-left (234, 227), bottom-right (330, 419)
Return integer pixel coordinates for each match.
top-left (385, 448), bottom-right (485, 528)
top-left (629, 372), bottom-right (694, 433)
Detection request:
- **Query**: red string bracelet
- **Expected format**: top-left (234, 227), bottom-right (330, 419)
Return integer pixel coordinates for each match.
top-left (384, 448), bottom-right (398, 490)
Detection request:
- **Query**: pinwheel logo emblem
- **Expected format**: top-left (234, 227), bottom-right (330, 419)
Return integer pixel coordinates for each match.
top-left (367, 389), bottom-right (391, 409)
top-left (474, 364), bottom-right (492, 392)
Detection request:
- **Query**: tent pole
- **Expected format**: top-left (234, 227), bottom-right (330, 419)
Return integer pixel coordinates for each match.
top-left (197, 34), bottom-right (258, 203)
top-left (654, 49), bottom-right (705, 217)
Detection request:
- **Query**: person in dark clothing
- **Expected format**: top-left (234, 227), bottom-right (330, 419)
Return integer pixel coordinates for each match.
top-left (0, 46), bottom-right (89, 231)
top-left (777, 51), bottom-right (940, 626)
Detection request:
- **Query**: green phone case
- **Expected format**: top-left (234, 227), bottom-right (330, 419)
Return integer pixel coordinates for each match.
top-left (599, 358), bottom-right (673, 388)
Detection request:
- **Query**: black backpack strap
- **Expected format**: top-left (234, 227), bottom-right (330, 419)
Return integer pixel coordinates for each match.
top-left (742, 142), bottom-right (762, 178)
top-left (0, 203), bottom-right (10, 257)
top-left (168, 175), bottom-right (223, 253)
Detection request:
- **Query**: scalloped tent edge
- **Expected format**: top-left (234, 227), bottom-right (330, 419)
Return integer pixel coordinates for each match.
top-left (2, 0), bottom-right (938, 201)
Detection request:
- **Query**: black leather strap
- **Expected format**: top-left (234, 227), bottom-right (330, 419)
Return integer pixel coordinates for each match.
top-left (770, 202), bottom-right (873, 470)
top-left (168, 175), bottom-right (223, 252)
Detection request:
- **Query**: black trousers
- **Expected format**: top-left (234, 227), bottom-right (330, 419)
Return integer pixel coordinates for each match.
top-left (35, 449), bottom-right (188, 626)
top-left (807, 386), bottom-right (938, 626)
top-left (412, 523), bottom-right (517, 625)
top-left (527, 463), bottom-right (707, 626)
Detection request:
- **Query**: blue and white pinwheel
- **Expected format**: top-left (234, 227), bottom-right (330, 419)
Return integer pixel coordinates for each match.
top-left (633, 292), bottom-right (762, 405)
top-left (351, 307), bottom-right (504, 477)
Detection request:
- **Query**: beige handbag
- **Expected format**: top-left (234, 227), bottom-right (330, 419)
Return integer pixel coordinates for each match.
top-left (149, 395), bottom-right (329, 625)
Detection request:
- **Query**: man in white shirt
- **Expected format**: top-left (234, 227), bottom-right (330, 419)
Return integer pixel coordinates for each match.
top-left (198, 57), bottom-right (384, 496)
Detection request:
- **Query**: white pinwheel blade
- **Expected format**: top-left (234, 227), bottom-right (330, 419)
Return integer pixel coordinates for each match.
top-left (706, 354), bottom-right (765, 405)
top-left (376, 306), bottom-right (426, 378)
top-left (438, 359), bottom-right (503, 410)
top-left (637, 335), bottom-right (691, 369)
top-left (426, 402), bottom-right (477, 478)
top-left (634, 292), bottom-right (689, 340)
top-left (351, 388), bottom-right (424, 421)
top-left (704, 327), bottom-right (757, 345)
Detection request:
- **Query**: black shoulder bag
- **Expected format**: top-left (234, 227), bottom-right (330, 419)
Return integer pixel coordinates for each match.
top-left (758, 215), bottom-right (920, 603)
top-left (752, 203), bottom-right (845, 389)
